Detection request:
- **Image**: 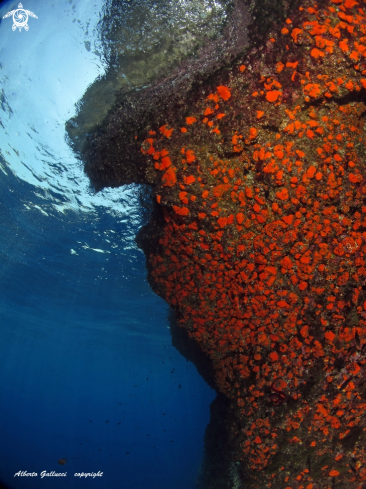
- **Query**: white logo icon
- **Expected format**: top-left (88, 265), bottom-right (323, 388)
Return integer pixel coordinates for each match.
top-left (3, 3), bottom-right (38, 31)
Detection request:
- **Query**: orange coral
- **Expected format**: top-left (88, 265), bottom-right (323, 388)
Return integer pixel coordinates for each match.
top-left (216, 86), bottom-right (231, 101)
top-left (185, 150), bottom-right (196, 164)
top-left (159, 124), bottom-right (174, 138)
top-left (266, 90), bottom-right (282, 102)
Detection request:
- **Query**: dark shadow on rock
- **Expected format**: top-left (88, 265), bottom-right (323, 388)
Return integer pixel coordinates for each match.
top-left (168, 309), bottom-right (250, 489)
top-left (196, 394), bottom-right (249, 489)
top-left (168, 308), bottom-right (218, 392)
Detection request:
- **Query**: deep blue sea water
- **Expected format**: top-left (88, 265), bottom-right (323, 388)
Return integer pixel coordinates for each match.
top-left (0, 1), bottom-right (217, 487)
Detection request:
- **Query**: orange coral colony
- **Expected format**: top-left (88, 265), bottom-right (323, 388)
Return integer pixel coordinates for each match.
top-left (139, 0), bottom-right (366, 486)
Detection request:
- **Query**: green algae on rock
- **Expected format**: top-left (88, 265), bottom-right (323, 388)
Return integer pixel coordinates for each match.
top-left (69, 0), bottom-right (366, 487)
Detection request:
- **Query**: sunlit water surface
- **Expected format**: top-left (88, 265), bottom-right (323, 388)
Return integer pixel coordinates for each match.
top-left (0, 0), bottom-right (218, 487)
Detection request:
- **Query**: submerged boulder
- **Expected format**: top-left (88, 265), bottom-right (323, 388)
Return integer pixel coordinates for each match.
top-left (70, 0), bottom-right (366, 487)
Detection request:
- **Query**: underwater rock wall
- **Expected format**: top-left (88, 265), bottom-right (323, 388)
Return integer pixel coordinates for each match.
top-left (77, 0), bottom-right (366, 487)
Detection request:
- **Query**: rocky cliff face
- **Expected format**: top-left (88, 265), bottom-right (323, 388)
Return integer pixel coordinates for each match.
top-left (69, 0), bottom-right (366, 487)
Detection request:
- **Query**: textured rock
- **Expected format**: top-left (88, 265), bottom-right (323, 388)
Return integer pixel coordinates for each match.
top-left (76, 0), bottom-right (366, 487)
top-left (66, 0), bottom-right (251, 158)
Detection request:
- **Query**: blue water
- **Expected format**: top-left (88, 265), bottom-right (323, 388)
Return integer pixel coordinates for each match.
top-left (0, 1), bottom-right (216, 488)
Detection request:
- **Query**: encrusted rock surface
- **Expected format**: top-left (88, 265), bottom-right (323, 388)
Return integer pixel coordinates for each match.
top-left (76, 0), bottom-right (366, 487)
